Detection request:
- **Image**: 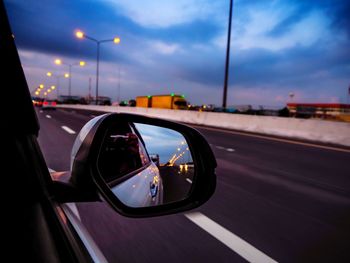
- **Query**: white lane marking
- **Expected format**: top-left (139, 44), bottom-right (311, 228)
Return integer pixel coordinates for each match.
top-left (66, 203), bottom-right (81, 221)
top-left (186, 178), bottom-right (193, 184)
top-left (185, 212), bottom-right (277, 263)
top-left (46, 115), bottom-right (52, 119)
top-left (39, 110), bottom-right (43, 113)
top-left (62, 126), bottom-right (76, 134)
top-left (215, 145), bottom-right (235, 152)
top-left (194, 125), bottom-right (350, 154)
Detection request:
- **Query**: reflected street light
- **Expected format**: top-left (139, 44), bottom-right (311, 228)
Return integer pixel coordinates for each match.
top-left (54, 59), bottom-right (85, 96)
top-left (75, 30), bottom-right (120, 104)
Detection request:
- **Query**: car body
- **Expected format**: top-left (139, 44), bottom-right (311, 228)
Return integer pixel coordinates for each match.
top-left (42, 99), bottom-right (57, 110)
top-left (72, 118), bottom-right (165, 207)
top-left (32, 96), bottom-right (43, 107)
top-left (111, 162), bottom-right (163, 207)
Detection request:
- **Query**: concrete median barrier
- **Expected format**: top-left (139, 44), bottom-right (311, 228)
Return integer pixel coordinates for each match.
top-left (57, 105), bottom-right (350, 147)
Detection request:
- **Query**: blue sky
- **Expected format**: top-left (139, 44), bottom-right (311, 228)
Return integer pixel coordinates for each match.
top-left (5, 0), bottom-right (350, 107)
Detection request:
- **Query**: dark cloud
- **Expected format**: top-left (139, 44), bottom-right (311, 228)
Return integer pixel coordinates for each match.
top-left (6, 0), bottom-right (221, 64)
top-left (169, 39), bottom-right (349, 94)
top-left (267, 0), bottom-right (350, 38)
top-left (4, 0), bottom-right (350, 105)
top-left (6, 0), bottom-right (133, 63)
top-left (267, 8), bottom-right (308, 37)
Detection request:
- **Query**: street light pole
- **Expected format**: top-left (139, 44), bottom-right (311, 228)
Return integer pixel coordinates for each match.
top-left (118, 67), bottom-right (121, 102)
top-left (75, 30), bottom-right (120, 105)
top-left (54, 59), bottom-right (85, 96)
top-left (96, 42), bottom-right (100, 102)
top-left (47, 71), bottom-right (70, 99)
top-left (68, 64), bottom-right (72, 96)
top-left (56, 76), bottom-right (60, 98)
top-left (222, 0), bottom-right (233, 109)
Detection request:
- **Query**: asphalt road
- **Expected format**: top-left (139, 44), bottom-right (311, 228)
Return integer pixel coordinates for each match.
top-left (36, 107), bottom-right (350, 263)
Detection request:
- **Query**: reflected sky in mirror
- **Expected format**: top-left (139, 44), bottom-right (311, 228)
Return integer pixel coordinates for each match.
top-left (135, 123), bottom-right (192, 166)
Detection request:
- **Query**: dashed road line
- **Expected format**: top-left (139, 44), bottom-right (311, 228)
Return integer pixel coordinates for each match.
top-left (46, 115), bottom-right (52, 119)
top-left (186, 178), bottom-right (193, 184)
top-left (215, 146), bottom-right (225, 150)
top-left (214, 145), bottom-right (236, 152)
top-left (185, 212), bottom-right (277, 263)
top-left (61, 126), bottom-right (76, 134)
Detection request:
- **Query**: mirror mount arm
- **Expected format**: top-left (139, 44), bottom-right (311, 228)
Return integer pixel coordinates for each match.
top-left (51, 181), bottom-right (101, 203)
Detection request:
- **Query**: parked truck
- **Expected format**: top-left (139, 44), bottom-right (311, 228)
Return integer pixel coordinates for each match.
top-left (136, 94), bottom-right (188, 110)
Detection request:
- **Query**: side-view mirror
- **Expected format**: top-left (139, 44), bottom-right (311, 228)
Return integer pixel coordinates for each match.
top-left (55, 113), bottom-right (216, 218)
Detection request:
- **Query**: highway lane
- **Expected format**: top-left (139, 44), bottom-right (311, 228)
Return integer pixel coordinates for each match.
top-left (36, 108), bottom-right (350, 262)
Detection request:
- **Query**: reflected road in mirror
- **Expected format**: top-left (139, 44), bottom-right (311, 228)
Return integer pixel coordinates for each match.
top-left (135, 123), bottom-right (194, 204)
top-left (97, 122), bottom-right (194, 208)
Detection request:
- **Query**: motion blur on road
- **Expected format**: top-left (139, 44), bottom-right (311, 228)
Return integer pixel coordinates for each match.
top-left (37, 108), bottom-right (350, 262)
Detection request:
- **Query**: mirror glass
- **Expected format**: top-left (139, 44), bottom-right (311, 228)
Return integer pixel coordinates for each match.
top-left (97, 122), bottom-right (194, 208)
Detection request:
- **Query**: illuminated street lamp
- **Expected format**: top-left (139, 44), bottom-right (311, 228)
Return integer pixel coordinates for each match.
top-left (54, 58), bottom-right (85, 96)
top-left (47, 72), bottom-right (69, 98)
top-left (75, 30), bottom-right (120, 104)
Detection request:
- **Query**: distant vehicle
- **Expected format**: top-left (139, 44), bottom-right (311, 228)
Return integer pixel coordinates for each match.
top-left (89, 96), bottom-right (111, 106)
top-left (200, 104), bottom-right (215, 112)
top-left (119, 100), bottom-right (129, 106)
top-left (128, 99), bottom-right (136, 107)
top-left (42, 99), bottom-right (57, 110)
top-left (136, 94), bottom-right (188, 110)
top-left (32, 96), bottom-right (43, 107)
top-left (213, 107), bottom-right (237, 113)
top-left (58, 95), bottom-right (87, 105)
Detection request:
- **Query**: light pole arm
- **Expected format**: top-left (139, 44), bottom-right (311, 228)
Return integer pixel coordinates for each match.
top-left (77, 32), bottom-right (120, 105)
top-left (84, 34), bottom-right (99, 43)
top-left (99, 39), bottom-right (114, 43)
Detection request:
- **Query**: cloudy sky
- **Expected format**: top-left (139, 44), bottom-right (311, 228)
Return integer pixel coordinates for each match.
top-left (5, 0), bottom-right (350, 107)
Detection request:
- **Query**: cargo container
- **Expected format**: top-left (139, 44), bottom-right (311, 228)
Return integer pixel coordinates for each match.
top-left (136, 94), bottom-right (187, 109)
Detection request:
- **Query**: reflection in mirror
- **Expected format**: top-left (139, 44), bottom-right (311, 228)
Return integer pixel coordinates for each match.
top-left (97, 122), bottom-right (194, 208)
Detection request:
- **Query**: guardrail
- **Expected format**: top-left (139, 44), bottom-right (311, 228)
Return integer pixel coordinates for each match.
top-left (57, 104), bottom-right (350, 147)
